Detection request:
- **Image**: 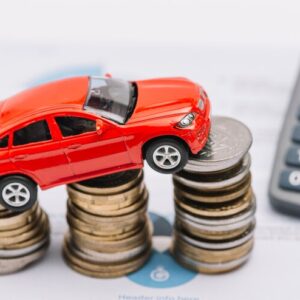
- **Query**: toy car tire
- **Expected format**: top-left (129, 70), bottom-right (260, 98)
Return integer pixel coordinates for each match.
top-left (145, 138), bottom-right (189, 174)
top-left (0, 176), bottom-right (37, 212)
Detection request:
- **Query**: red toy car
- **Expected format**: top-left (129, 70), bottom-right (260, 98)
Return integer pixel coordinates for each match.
top-left (0, 76), bottom-right (210, 211)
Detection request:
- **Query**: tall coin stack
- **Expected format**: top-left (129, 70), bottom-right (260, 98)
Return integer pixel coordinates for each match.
top-left (0, 203), bottom-right (50, 274)
top-left (172, 116), bottom-right (255, 274)
top-left (63, 169), bottom-right (152, 278)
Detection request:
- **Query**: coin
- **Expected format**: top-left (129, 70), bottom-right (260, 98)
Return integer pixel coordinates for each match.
top-left (66, 234), bottom-right (151, 264)
top-left (174, 174), bottom-right (251, 203)
top-left (0, 245), bottom-right (49, 275)
top-left (64, 168), bottom-right (152, 278)
top-left (70, 219), bottom-right (151, 252)
top-left (175, 188), bottom-right (254, 218)
top-left (175, 200), bottom-right (256, 232)
top-left (67, 183), bottom-right (146, 215)
top-left (185, 116), bottom-right (252, 173)
top-left (172, 247), bottom-right (252, 274)
top-left (174, 154), bottom-right (251, 191)
top-left (172, 116), bottom-right (255, 274)
top-left (63, 242), bottom-right (151, 278)
top-left (73, 169), bottom-right (142, 194)
top-left (173, 235), bottom-right (254, 263)
top-left (0, 202), bottom-right (50, 275)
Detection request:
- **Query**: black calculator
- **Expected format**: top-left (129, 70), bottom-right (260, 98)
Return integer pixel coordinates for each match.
top-left (269, 71), bottom-right (300, 216)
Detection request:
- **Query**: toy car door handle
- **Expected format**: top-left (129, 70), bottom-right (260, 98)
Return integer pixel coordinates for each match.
top-left (67, 144), bottom-right (82, 150)
top-left (14, 154), bottom-right (28, 160)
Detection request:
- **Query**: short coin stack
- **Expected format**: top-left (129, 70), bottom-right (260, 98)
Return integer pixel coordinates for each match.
top-left (172, 116), bottom-right (255, 274)
top-left (0, 203), bottom-right (50, 274)
top-left (63, 169), bottom-right (152, 278)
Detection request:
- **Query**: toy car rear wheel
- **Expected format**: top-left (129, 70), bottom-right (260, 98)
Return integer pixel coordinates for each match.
top-left (0, 176), bottom-right (37, 212)
top-left (145, 138), bottom-right (189, 174)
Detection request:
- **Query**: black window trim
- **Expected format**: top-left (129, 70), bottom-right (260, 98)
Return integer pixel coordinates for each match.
top-left (53, 114), bottom-right (97, 139)
top-left (12, 118), bottom-right (53, 148)
top-left (0, 134), bottom-right (9, 149)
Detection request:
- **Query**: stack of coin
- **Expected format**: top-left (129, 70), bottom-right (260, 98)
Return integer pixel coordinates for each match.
top-left (0, 203), bottom-right (50, 275)
top-left (171, 116), bottom-right (255, 274)
top-left (63, 169), bottom-right (152, 278)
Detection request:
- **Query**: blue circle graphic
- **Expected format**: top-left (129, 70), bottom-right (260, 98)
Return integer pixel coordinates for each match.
top-left (127, 249), bottom-right (197, 288)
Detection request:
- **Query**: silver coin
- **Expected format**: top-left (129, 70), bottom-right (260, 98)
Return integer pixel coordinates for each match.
top-left (67, 236), bottom-right (150, 264)
top-left (175, 222), bottom-right (255, 250)
top-left (0, 236), bottom-right (49, 258)
top-left (174, 154), bottom-right (251, 191)
top-left (173, 248), bottom-right (252, 272)
top-left (0, 244), bottom-right (49, 275)
top-left (175, 196), bottom-right (256, 232)
top-left (185, 116), bottom-right (252, 173)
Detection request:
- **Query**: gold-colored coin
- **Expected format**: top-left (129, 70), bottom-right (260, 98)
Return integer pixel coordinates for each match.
top-left (176, 218), bottom-right (255, 241)
top-left (173, 235), bottom-right (254, 264)
top-left (174, 175), bottom-right (251, 203)
top-left (71, 169), bottom-right (143, 195)
top-left (63, 237), bottom-right (151, 278)
top-left (171, 246), bottom-right (251, 274)
top-left (0, 203), bottom-right (39, 231)
top-left (67, 211), bottom-right (144, 237)
top-left (70, 219), bottom-right (151, 252)
top-left (68, 185), bottom-right (146, 214)
top-left (67, 180), bottom-right (144, 209)
top-left (63, 241), bottom-right (151, 278)
top-left (67, 188), bottom-right (148, 220)
top-left (175, 188), bottom-right (254, 218)
top-left (66, 234), bottom-right (152, 263)
top-left (2, 212), bottom-right (50, 250)
top-left (0, 206), bottom-right (43, 238)
top-left (0, 210), bottom-right (45, 246)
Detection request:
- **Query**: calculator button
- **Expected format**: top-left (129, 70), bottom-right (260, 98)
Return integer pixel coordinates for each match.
top-left (292, 125), bottom-right (300, 143)
top-left (286, 147), bottom-right (300, 167)
top-left (279, 170), bottom-right (300, 192)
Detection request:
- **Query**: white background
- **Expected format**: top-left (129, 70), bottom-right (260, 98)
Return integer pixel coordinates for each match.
top-left (1, 1), bottom-right (300, 299)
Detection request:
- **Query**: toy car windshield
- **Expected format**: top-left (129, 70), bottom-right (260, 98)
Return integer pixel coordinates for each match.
top-left (84, 77), bottom-right (136, 124)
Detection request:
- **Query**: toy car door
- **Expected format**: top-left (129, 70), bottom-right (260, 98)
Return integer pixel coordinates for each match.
top-left (10, 118), bottom-right (73, 188)
top-left (54, 114), bottom-right (131, 177)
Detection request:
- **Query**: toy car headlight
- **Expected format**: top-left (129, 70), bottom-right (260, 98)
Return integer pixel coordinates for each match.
top-left (177, 113), bottom-right (196, 128)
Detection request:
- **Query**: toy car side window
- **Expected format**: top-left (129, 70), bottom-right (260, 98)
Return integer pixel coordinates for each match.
top-left (0, 135), bottom-right (8, 148)
top-left (55, 116), bottom-right (96, 137)
top-left (13, 120), bottom-right (52, 146)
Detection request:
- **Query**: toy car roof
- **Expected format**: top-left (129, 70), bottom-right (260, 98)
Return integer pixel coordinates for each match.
top-left (0, 76), bottom-right (89, 134)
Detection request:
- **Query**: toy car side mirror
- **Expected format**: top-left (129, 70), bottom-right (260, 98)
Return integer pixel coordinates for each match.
top-left (96, 119), bottom-right (104, 135)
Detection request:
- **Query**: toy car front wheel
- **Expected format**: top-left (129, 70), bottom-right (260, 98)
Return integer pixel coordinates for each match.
top-left (145, 138), bottom-right (189, 174)
top-left (0, 176), bottom-right (37, 212)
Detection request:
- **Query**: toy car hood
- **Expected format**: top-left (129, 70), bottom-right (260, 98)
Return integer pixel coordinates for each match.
top-left (129, 77), bottom-right (199, 122)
